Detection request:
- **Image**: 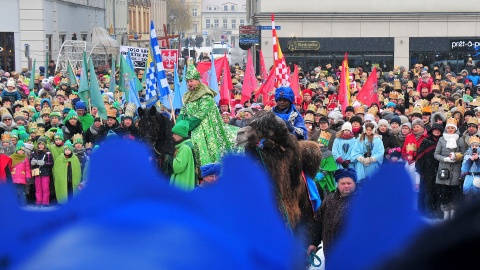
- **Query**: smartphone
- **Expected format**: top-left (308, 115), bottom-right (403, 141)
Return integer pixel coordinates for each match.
top-left (473, 148), bottom-right (477, 154)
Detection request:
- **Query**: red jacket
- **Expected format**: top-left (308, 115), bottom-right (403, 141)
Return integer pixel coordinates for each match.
top-left (12, 157), bottom-right (31, 185)
top-left (0, 154), bottom-right (12, 183)
top-left (402, 129), bottom-right (428, 164)
top-left (416, 78), bottom-right (433, 93)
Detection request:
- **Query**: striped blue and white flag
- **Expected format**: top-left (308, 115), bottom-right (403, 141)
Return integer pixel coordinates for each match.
top-left (144, 50), bottom-right (159, 108)
top-left (150, 21), bottom-right (170, 97)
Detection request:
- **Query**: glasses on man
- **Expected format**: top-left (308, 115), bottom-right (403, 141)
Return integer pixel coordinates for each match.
top-left (3, 118), bottom-right (11, 122)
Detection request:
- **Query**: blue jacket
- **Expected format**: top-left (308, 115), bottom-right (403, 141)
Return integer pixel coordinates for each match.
top-left (461, 148), bottom-right (480, 195)
top-left (1, 89), bottom-right (21, 102)
top-left (332, 137), bottom-right (357, 170)
top-left (351, 136), bottom-right (385, 182)
top-left (272, 105), bottom-right (308, 140)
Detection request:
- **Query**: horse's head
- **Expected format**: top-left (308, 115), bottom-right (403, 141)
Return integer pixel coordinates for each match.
top-left (137, 107), bottom-right (175, 157)
top-left (137, 107), bottom-right (159, 147)
top-left (237, 111), bottom-right (290, 151)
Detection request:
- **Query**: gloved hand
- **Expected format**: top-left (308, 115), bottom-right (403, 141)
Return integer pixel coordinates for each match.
top-left (37, 160), bottom-right (45, 166)
top-left (285, 121), bottom-right (295, 132)
top-left (443, 157), bottom-right (454, 163)
top-left (315, 172), bottom-right (325, 180)
top-left (30, 159), bottom-right (37, 165)
top-left (341, 160), bottom-right (350, 168)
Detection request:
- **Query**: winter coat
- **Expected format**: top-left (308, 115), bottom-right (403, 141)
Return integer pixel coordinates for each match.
top-left (30, 149), bottom-right (54, 176)
top-left (62, 121), bottom-right (84, 142)
top-left (351, 135), bottom-right (385, 182)
top-left (11, 153), bottom-right (31, 184)
top-left (84, 124), bottom-right (106, 145)
top-left (1, 88), bottom-right (21, 102)
top-left (402, 130), bottom-right (428, 164)
top-left (53, 154), bottom-right (82, 204)
top-left (378, 130), bottom-right (396, 158)
top-left (332, 137), bottom-right (356, 170)
top-left (415, 134), bottom-right (440, 182)
top-left (461, 148), bottom-right (480, 195)
top-left (434, 134), bottom-right (466, 186)
top-left (272, 105), bottom-right (308, 140)
top-left (169, 139), bottom-right (196, 191)
top-left (118, 124), bottom-right (140, 139)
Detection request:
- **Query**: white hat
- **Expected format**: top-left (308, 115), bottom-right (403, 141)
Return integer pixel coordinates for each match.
top-left (6, 79), bottom-right (15, 88)
top-left (341, 122), bottom-right (353, 132)
top-left (364, 113), bottom-right (375, 123)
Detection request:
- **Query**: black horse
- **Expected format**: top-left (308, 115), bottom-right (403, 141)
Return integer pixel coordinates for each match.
top-left (137, 107), bottom-right (175, 176)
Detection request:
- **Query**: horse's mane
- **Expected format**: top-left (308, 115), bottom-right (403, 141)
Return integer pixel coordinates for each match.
top-left (137, 107), bottom-right (175, 156)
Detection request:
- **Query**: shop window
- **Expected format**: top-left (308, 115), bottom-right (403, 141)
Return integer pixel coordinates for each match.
top-left (0, 32), bottom-right (15, 72)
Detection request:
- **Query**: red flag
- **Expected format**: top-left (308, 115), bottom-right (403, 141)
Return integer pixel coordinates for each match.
top-left (255, 66), bottom-right (276, 102)
top-left (197, 56), bottom-right (225, 81)
top-left (241, 49), bottom-right (256, 103)
top-left (338, 53), bottom-right (350, 113)
top-left (220, 63), bottom-right (231, 104)
top-left (272, 14), bottom-right (289, 87)
top-left (290, 64), bottom-right (300, 97)
top-left (356, 67), bottom-right (378, 106)
top-left (224, 52), bottom-right (233, 90)
top-left (259, 50), bottom-right (268, 82)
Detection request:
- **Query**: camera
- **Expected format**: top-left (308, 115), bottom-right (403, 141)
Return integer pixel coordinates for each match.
top-left (473, 148), bottom-right (477, 154)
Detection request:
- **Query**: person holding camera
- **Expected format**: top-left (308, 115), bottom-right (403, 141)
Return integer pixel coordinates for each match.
top-left (461, 135), bottom-right (480, 204)
top-left (434, 118), bottom-right (466, 220)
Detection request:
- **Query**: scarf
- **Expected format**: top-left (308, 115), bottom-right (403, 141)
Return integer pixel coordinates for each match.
top-left (340, 132), bottom-right (354, 140)
top-left (11, 153), bottom-right (27, 167)
top-left (413, 129), bottom-right (425, 140)
top-left (352, 126), bottom-right (361, 136)
top-left (444, 133), bottom-right (459, 149)
top-left (182, 83), bottom-right (216, 103)
top-left (390, 126), bottom-right (401, 136)
top-left (89, 125), bottom-right (100, 135)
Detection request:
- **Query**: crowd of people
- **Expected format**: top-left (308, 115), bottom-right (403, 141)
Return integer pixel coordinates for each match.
top-left (3, 56), bottom-right (480, 265)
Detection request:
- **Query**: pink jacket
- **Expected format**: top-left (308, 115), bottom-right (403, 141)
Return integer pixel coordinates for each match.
top-left (12, 158), bottom-right (31, 184)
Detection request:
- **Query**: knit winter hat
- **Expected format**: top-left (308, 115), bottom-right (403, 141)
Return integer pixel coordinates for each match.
top-left (54, 129), bottom-right (64, 141)
top-left (390, 115), bottom-right (402, 126)
top-left (172, 120), bottom-right (190, 138)
top-left (50, 111), bottom-right (62, 119)
top-left (341, 122), bottom-right (353, 133)
top-left (364, 113), bottom-right (375, 123)
top-left (412, 119), bottom-right (424, 128)
top-left (64, 140), bottom-right (74, 151)
top-left (15, 140), bottom-right (25, 151)
top-left (401, 122), bottom-right (412, 130)
top-left (36, 136), bottom-right (48, 145)
top-left (378, 119), bottom-right (390, 128)
top-left (200, 163), bottom-right (222, 178)
top-left (185, 64), bottom-right (200, 80)
top-left (64, 110), bottom-right (79, 122)
top-left (334, 168), bottom-right (357, 183)
top-left (350, 115), bottom-right (363, 125)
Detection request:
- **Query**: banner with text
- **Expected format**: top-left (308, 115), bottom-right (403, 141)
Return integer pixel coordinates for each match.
top-left (120, 46), bottom-right (148, 69)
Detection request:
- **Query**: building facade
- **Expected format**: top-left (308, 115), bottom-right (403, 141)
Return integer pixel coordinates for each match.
top-left (0, 0), bottom-right (105, 72)
top-left (184, 0), bottom-right (203, 40)
top-left (105, 0), bottom-right (129, 45)
top-left (249, 0), bottom-right (480, 73)
top-left (201, 0), bottom-right (246, 48)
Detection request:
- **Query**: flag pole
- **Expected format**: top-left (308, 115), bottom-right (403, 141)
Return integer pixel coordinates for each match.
top-left (168, 95), bottom-right (176, 124)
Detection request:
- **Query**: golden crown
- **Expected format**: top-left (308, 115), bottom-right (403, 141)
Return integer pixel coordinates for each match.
top-left (411, 91), bottom-right (420, 97)
top-left (431, 97), bottom-right (442, 105)
top-left (389, 91), bottom-right (399, 99)
top-left (393, 79), bottom-right (401, 90)
top-left (103, 95), bottom-right (109, 103)
top-left (34, 97), bottom-right (42, 105)
top-left (398, 93), bottom-right (405, 100)
top-left (412, 106), bottom-right (423, 115)
top-left (354, 106), bottom-right (365, 115)
top-left (431, 104), bottom-right (439, 113)
top-left (467, 117), bottom-right (479, 126)
top-left (234, 94), bottom-right (242, 100)
top-left (52, 105), bottom-right (64, 112)
top-left (446, 117), bottom-right (458, 126)
top-left (367, 107), bottom-right (378, 115)
top-left (27, 121), bottom-right (37, 132)
top-left (431, 84), bottom-right (440, 91)
top-left (13, 100), bottom-right (24, 107)
top-left (85, 142), bottom-right (93, 149)
top-left (63, 100), bottom-right (73, 109)
top-left (40, 107), bottom-right (52, 116)
top-left (13, 111), bottom-right (25, 120)
top-left (308, 83), bottom-right (318, 90)
top-left (124, 102), bottom-right (137, 118)
top-left (304, 114), bottom-right (314, 123)
top-left (36, 126), bottom-right (45, 136)
top-left (51, 99), bottom-right (61, 107)
top-left (469, 135), bottom-right (480, 145)
top-left (442, 103), bottom-right (450, 112)
top-left (264, 105), bottom-right (272, 111)
top-left (307, 104), bottom-right (317, 113)
top-left (315, 107), bottom-right (327, 116)
top-left (419, 99), bottom-right (430, 108)
top-left (69, 93), bottom-right (78, 99)
top-left (56, 90), bottom-right (65, 97)
top-left (319, 130), bottom-right (332, 142)
top-left (107, 108), bottom-right (117, 118)
top-left (72, 133), bottom-right (84, 144)
top-left (1, 132), bottom-right (10, 141)
top-left (406, 143), bottom-right (417, 152)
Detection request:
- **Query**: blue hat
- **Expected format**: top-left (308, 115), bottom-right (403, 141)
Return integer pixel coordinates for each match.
top-left (386, 102), bottom-right (396, 108)
top-left (334, 168), bottom-right (357, 183)
top-left (75, 101), bottom-right (86, 110)
top-left (200, 163), bottom-right (222, 178)
top-left (274, 86), bottom-right (295, 103)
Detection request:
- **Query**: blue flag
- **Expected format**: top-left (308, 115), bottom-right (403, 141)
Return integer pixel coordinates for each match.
top-left (145, 50), bottom-right (159, 108)
top-left (180, 64), bottom-right (187, 98)
top-left (150, 21), bottom-right (170, 97)
top-left (173, 63), bottom-right (183, 110)
top-left (209, 54), bottom-right (220, 104)
top-left (125, 52), bottom-right (141, 108)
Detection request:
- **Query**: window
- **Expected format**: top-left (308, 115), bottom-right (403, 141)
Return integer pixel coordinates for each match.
top-left (192, 8), bottom-right (197, 17)
top-left (206, 19), bottom-right (210, 29)
top-left (208, 6), bottom-right (212, 11)
top-left (231, 5), bottom-right (236, 11)
top-left (223, 5), bottom-right (228, 11)
top-left (193, 24), bottom-right (198, 33)
top-left (231, 19), bottom-right (236, 29)
top-left (214, 19), bottom-right (219, 28)
top-left (223, 19), bottom-right (228, 29)
top-left (0, 32), bottom-right (15, 72)
top-left (239, 19), bottom-right (245, 26)
top-left (81, 33), bottom-right (87, 41)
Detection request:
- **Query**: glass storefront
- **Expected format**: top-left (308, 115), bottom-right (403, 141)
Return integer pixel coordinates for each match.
top-left (0, 32), bottom-right (15, 72)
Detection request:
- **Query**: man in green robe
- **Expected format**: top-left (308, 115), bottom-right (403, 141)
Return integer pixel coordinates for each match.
top-left (177, 64), bottom-right (238, 167)
top-left (52, 140), bottom-right (82, 204)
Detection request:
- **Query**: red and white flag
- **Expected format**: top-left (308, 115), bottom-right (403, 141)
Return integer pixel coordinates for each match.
top-left (272, 14), bottom-right (289, 87)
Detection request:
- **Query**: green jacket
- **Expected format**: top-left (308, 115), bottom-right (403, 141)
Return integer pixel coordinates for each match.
top-left (48, 143), bottom-right (65, 162)
top-left (79, 113), bottom-right (95, 133)
top-left (170, 139), bottom-right (196, 191)
top-left (53, 154), bottom-right (82, 204)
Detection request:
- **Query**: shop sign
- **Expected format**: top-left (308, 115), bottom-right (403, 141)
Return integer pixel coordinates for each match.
top-left (451, 39), bottom-right (480, 51)
top-left (287, 37), bottom-right (320, 52)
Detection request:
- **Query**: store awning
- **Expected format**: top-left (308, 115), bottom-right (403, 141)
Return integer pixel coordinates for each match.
top-left (92, 27), bottom-right (120, 55)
